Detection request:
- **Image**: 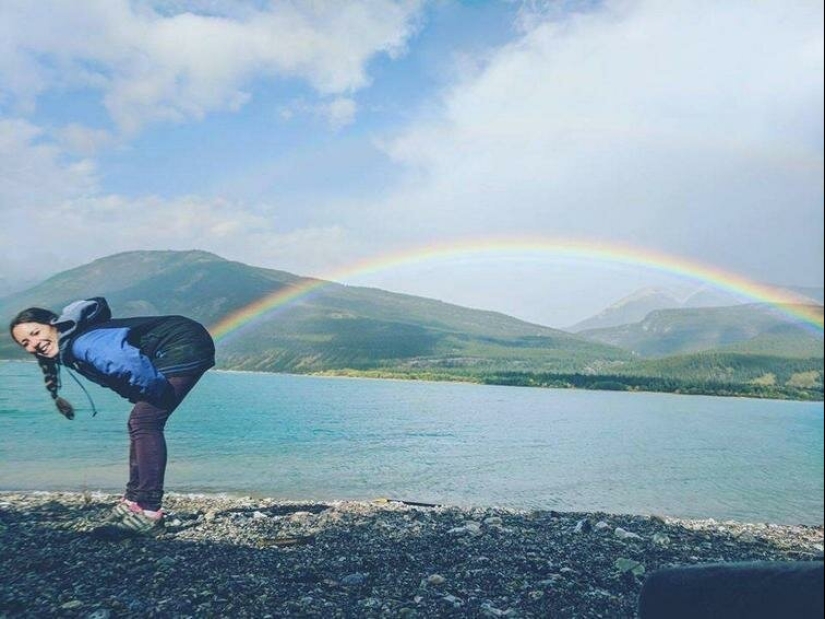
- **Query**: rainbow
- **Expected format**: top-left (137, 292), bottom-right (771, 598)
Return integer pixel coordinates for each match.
top-left (209, 236), bottom-right (823, 342)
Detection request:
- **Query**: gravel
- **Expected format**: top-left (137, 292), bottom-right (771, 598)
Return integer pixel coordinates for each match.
top-left (1, 491), bottom-right (822, 618)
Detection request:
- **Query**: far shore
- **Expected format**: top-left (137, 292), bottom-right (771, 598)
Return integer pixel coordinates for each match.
top-left (1, 490), bottom-right (822, 617)
top-left (2, 359), bottom-right (821, 401)
top-left (213, 365), bottom-right (824, 402)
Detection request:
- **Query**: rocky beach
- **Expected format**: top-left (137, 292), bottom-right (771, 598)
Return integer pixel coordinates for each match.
top-left (0, 491), bottom-right (822, 618)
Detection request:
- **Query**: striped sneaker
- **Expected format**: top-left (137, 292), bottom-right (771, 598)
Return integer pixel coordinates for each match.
top-left (106, 498), bottom-right (139, 522)
top-left (116, 506), bottom-right (165, 536)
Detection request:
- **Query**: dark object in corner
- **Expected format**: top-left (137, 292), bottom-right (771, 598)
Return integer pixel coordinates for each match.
top-left (638, 560), bottom-right (824, 619)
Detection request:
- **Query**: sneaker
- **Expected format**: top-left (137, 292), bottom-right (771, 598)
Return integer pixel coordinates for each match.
top-left (116, 506), bottom-right (165, 536)
top-left (106, 498), bottom-right (138, 522)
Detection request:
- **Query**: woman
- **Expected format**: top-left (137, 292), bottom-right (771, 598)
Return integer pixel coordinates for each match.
top-left (9, 297), bottom-right (215, 535)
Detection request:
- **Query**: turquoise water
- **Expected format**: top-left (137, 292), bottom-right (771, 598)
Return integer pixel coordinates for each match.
top-left (1, 360), bottom-right (822, 524)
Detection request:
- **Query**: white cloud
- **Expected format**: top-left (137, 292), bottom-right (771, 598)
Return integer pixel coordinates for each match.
top-left (55, 124), bottom-right (116, 156)
top-left (321, 97), bottom-right (358, 130)
top-left (0, 115), bottom-right (358, 283)
top-left (0, 119), bottom-right (100, 209)
top-left (0, 0), bottom-right (423, 134)
top-left (367, 0), bottom-right (823, 282)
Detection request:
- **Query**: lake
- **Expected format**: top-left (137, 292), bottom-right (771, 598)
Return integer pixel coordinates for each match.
top-left (1, 361), bottom-right (822, 524)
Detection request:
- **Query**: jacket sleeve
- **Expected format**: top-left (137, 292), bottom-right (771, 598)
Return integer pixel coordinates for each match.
top-left (70, 327), bottom-right (174, 405)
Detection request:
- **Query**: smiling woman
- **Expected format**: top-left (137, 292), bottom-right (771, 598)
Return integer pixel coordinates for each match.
top-left (8, 296), bottom-right (215, 537)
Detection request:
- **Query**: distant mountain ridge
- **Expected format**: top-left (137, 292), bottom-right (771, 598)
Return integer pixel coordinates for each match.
top-left (576, 303), bottom-right (823, 359)
top-left (567, 287), bottom-right (684, 332)
top-left (568, 284), bottom-right (824, 332)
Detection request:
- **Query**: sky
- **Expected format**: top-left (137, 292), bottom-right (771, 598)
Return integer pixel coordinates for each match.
top-left (1, 0), bottom-right (822, 329)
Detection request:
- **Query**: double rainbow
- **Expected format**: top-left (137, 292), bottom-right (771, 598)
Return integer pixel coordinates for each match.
top-left (209, 237), bottom-right (823, 342)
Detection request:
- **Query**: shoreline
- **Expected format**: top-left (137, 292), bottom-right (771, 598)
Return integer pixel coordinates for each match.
top-left (2, 491), bottom-right (822, 618)
top-left (214, 365), bottom-right (825, 403)
top-left (3, 359), bottom-right (821, 402)
top-left (2, 485), bottom-right (822, 529)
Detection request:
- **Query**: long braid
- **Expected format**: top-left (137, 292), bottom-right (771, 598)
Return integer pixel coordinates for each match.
top-left (36, 356), bottom-right (75, 420)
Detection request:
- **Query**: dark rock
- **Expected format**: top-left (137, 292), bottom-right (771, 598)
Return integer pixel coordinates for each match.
top-left (638, 560), bottom-right (825, 619)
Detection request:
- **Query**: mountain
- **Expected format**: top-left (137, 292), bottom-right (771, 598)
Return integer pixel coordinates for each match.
top-left (576, 303), bottom-right (823, 358)
top-left (569, 284), bottom-right (824, 333)
top-left (567, 287), bottom-right (684, 332)
top-left (0, 250), bottom-right (629, 374)
top-left (681, 285), bottom-right (751, 308)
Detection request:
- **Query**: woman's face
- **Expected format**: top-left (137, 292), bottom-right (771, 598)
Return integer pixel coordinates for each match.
top-left (11, 322), bottom-right (59, 358)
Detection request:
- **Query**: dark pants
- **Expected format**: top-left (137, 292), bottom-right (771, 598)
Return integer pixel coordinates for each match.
top-left (124, 374), bottom-right (203, 511)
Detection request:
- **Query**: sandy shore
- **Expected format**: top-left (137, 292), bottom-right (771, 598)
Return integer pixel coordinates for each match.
top-left (1, 491), bottom-right (822, 618)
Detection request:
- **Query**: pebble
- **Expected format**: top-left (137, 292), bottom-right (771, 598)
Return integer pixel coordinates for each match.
top-left (614, 558), bottom-right (646, 576)
top-left (449, 521), bottom-right (482, 536)
top-left (60, 600), bottom-right (83, 610)
top-left (652, 532), bottom-right (671, 547)
top-left (614, 527), bottom-right (642, 540)
top-left (340, 572), bottom-right (368, 586)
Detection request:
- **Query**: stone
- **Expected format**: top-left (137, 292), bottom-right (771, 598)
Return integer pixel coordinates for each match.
top-left (427, 574), bottom-right (446, 585)
top-left (614, 527), bottom-right (642, 540)
top-left (341, 572), bottom-right (368, 586)
top-left (652, 533), bottom-right (671, 547)
top-left (574, 518), bottom-right (592, 534)
top-left (614, 558), bottom-right (645, 576)
top-left (480, 603), bottom-right (505, 616)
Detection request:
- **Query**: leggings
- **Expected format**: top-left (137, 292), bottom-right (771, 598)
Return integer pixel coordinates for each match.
top-left (124, 374), bottom-right (203, 511)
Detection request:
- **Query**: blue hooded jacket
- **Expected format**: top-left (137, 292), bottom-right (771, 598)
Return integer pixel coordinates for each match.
top-left (55, 298), bottom-right (215, 406)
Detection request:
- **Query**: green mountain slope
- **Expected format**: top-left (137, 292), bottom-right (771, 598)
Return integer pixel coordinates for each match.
top-left (0, 250), bottom-right (629, 373)
top-left (714, 331), bottom-right (824, 358)
top-left (577, 304), bottom-right (823, 358)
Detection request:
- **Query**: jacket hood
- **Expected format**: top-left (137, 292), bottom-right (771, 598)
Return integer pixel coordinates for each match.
top-left (54, 297), bottom-right (112, 343)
